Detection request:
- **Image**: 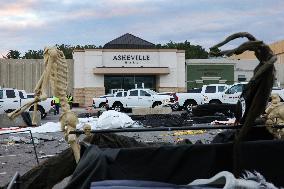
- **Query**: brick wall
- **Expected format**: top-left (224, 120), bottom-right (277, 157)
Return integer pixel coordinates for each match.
top-left (74, 87), bottom-right (105, 107)
top-left (157, 87), bottom-right (186, 93)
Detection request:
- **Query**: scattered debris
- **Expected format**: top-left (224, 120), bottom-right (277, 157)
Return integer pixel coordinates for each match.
top-left (131, 113), bottom-right (193, 127)
top-left (211, 118), bottom-right (236, 125)
top-left (172, 130), bottom-right (205, 136)
top-left (96, 110), bottom-right (138, 129)
top-left (32, 133), bottom-right (55, 141)
top-left (7, 136), bottom-right (30, 144)
top-left (38, 151), bottom-right (45, 155)
top-left (0, 154), bottom-right (17, 158)
top-left (0, 110), bottom-right (231, 188)
top-left (38, 155), bottom-right (55, 159)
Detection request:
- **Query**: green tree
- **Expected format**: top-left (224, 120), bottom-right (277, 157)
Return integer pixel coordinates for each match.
top-left (56, 44), bottom-right (98, 59)
top-left (56, 44), bottom-right (73, 59)
top-left (209, 46), bottom-right (221, 57)
top-left (187, 44), bottom-right (208, 59)
top-left (73, 44), bottom-right (97, 50)
top-left (84, 45), bottom-right (97, 49)
top-left (156, 40), bottom-right (208, 59)
top-left (22, 50), bottom-right (43, 59)
top-left (3, 50), bottom-right (21, 59)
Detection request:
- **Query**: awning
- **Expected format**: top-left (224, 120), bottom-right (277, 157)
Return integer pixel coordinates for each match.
top-left (93, 67), bottom-right (170, 75)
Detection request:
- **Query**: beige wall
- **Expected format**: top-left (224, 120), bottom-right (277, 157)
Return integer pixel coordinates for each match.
top-left (73, 48), bottom-right (186, 106)
top-left (73, 49), bottom-right (186, 90)
top-left (232, 40), bottom-right (284, 62)
top-left (231, 39), bottom-right (284, 87)
top-left (158, 87), bottom-right (186, 93)
top-left (74, 87), bottom-right (105, 107)
top-left (0, 59), bottom-right (74, 97)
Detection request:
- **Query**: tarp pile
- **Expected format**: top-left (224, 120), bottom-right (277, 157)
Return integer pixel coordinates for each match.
top-left (0, 110), bottom-right (141, 134)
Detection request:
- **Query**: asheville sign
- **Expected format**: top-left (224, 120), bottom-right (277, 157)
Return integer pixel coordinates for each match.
top-left (113, 54), bottom-right (150, 64)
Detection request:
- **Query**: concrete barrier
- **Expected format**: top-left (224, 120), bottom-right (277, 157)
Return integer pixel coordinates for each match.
top-left (0, 112), bottom-right (41, 128)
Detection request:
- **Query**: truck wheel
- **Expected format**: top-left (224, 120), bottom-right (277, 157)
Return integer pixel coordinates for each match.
top-left (36, 106), bottom-right (46, 119)
top-left (41, 112), bottom-right (47, 119)
top-left (29, 106), bottom-right (46, 119)
top-left (152, 101), bottom-right (162, 108)
top-left (99, 103), bottom-right (106, 109)
top-left (170, 104), bottom-right (180, 111)
top-left (113, 102), bottom-right (123, 112)
top-left (209, 100), bottom-right (222, 104)
top-left (5, 109), bottom-right (15, 113)
top-left (184, 100), bottom-right (197, 113)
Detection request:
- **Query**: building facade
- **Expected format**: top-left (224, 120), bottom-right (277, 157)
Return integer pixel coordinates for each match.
top-left (73, 33), bottom-right (186, 106)
top-left (1, 37), bottom-right (282, 107)
top-left (231, 40), bottom-right (284, 87)
top-left (186, 58), bottom-right (262, 90)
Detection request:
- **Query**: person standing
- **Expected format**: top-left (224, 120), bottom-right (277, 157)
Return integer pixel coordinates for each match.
top-left (67, 94), bottom-right (74, 109)
top-left (53, 96), bottom-right (60, 115)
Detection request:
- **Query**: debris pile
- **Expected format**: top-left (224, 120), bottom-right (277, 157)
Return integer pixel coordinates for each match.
top-left (211, 118), bottom-right (236, 125)
top-left (131, 113), bottom-right (193, 127)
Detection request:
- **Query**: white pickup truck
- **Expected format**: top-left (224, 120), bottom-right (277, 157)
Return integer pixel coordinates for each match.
top-left (92, 91), bottom-right (127, 108)
top-left (0, 88), bottom-right (53, 118)
top-left (106, 88), bottom-right (174, 111)
top-left (202, 84), bottom-right (230, 104)
top-left (176, 84), bottom-right (229, 112)
top-left (175, 92), bottom-right (203, 113)
top-left (222, 82), bottom-right (284, 104)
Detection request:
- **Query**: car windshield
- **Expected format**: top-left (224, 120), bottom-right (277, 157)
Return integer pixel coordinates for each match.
top-left (225, 84), bottom-right (244, 94)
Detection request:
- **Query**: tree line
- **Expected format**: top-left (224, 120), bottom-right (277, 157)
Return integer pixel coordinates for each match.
top-left (3, 41), bottom-right (219, 59)
top-left (3, 44), bottom-right (99, 59)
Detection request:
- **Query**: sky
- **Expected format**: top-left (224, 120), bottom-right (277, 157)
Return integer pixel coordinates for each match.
top-left (0, 0), bottom-right (283, 56)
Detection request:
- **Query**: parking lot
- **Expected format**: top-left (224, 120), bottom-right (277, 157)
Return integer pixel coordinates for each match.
top-left (0, 106), bottom-right (226, 187)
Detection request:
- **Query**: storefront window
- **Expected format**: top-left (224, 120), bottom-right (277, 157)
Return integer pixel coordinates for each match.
top-left (124, 76), bottom-right (135, 91)
top-left (104, 75), bottom-right (156, 94)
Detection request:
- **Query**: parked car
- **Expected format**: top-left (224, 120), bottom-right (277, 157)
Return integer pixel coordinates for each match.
top-left (175, 92), bottom-right (204, 113)
top-left (0, 88), bottom-right (53, 118)
top-left (187, 88), bottom-right (202, 93)
top-left (176, 84), bottom-right (229, 113)
top-left (92, 91), bottom-right (128, 109)
top-left (93, 94), bottom-right (114, 109)
top-left (26, 93), bottom-right (35, 98)
top-left (202, 84), bottom-right (230, 104)
top-left (106, 88), bottom-right (174, 112)
top-left (222, 82), bottom-right (284, 104)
